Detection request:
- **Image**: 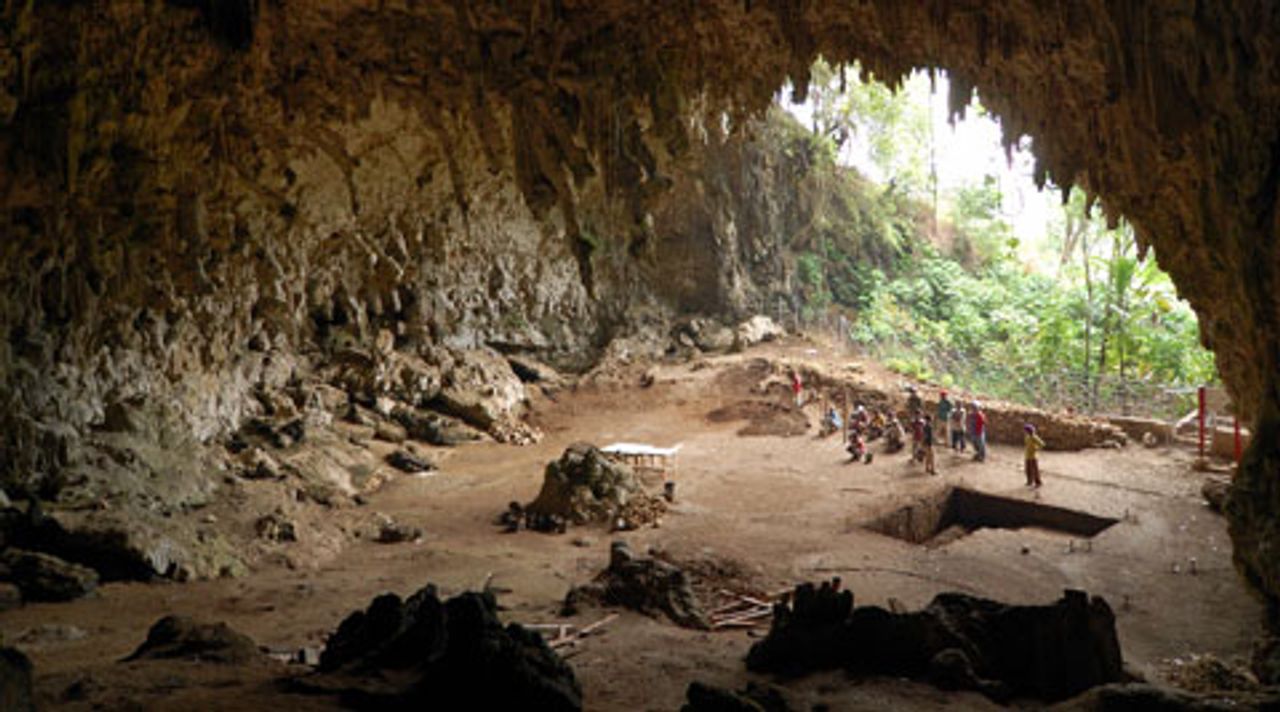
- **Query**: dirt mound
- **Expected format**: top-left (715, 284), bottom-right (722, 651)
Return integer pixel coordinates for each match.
top-left (746, 582), bottom-right (1125, 703)
top-left (525, 444), bottom-right (666, 527)
top-left (707, 400), bottom-right (808, 437)
top-left (124, 616), bottom-right (262, 665)
top-left (563, 541), bottom-right (710, 629)
top-left (301, 585), bottom-right (581, 711)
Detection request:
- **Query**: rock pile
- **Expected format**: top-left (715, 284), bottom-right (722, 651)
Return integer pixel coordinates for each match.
top-left (563, 541), bottom-right (709, 629)
top-left (301, 585), bottom-right (581, 711)
top-left (746, 581), bottom-right (1125, 703)
top-left (524, 444), bottom-right (666, 529)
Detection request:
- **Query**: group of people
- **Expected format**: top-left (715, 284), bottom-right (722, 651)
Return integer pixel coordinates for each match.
top-left (820, 385), bottom-right (1047, 487)
top-left (928, 389), bottom-right (987, 462)
top-left (824, 403), bottom-right (894, 464)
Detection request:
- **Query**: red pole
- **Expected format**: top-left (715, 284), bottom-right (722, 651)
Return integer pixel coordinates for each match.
top-left (1198, 386), bottom-right (1206, 460)
top-left (1235, 416), bottom-right (1242, 465)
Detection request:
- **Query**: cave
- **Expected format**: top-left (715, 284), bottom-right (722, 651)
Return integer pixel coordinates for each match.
top-left (1, 1), bottom-right (1278, 709)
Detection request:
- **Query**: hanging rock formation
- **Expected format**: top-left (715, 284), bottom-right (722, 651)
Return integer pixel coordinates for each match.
top-left (2, 3), bottom-right (1280, 611)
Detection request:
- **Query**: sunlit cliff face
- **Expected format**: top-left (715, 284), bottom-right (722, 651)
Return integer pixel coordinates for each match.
top-left (3, 2), bottom-right (1280, 607)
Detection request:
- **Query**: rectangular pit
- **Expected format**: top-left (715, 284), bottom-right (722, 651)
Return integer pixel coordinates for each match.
top-left (866, 487), bottom-right (1118, 546)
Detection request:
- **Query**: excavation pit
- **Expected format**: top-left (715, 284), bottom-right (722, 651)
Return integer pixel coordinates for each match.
top-left (866, 487), bottom-right (1118, 547)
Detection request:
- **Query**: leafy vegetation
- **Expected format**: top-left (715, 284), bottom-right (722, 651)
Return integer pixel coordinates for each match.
top-left (779, 63), bottom-right (1217, 418)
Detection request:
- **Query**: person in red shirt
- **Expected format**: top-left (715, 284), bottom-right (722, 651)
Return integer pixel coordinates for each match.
top-left (790, 369), bottom-right (803, 407)
top-left (971, 401), bottom-right (987, 462)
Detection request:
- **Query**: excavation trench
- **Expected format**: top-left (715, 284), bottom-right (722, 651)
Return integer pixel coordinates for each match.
top-left (866, 487), bottom-right (1118, 547)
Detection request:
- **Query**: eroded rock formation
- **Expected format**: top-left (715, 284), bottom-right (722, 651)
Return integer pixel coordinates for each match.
top-left (2, 3), bottom-right (1280, 610)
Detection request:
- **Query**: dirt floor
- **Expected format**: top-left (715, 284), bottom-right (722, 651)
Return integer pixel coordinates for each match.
top-left (6, 339), bottom-right (1262, 710)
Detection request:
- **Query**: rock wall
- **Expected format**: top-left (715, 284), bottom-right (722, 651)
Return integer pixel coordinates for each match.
top-left (3, 2), bottom-right (1280, 612)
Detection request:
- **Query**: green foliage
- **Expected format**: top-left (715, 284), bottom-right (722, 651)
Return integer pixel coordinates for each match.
top-left (777, 62), bottom-right (1216, 417)
top-left (846, 210), bottom-right (1216, 417)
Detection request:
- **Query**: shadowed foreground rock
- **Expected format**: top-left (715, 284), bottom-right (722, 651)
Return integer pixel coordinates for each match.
top-left (0, 647), bottom-right (34, 712)
top-left (0, 548), bottom-right (98, 603)
top-left (297, 585), bottom-right (581, 711)
top-left (746, 582), bottom-right (1125, 703)
top-left (681, 681), bottom-right (791, 712)
top-left (563, 540), bottom-right (709, 629)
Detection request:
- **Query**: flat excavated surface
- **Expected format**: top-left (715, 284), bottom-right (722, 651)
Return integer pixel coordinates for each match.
top-left (5, 340), bottom-right (1260, 711)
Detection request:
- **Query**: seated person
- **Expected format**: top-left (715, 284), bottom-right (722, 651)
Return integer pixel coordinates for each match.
top-left (884, 417), bottom-right (906, 453)
top-left (821, 407), bottom-right (843, 436)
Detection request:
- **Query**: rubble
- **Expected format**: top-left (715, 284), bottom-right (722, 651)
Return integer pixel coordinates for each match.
top-left (746, 582), bottom-right (1126, 703)
top-left (524, 444), bottom-right (666, 529)
top-left (1161, 653), bottom-right (1258, 694)
top-left (563, 541), bottom-right (709, 629)
top-left (300, 585), bottom-right (581, 711)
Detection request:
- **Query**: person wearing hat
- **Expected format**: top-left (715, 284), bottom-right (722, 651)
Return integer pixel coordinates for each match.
top-left (1024, 423), bottom-right (1045, 487)
top-left (906, 386), bottom-right (922, 416)
top-left (935, 391), bottom-right (953, 446)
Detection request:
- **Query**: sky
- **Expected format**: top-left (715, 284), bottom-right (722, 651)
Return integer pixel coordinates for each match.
top-left (784, 69), bottom-right (1059, 267)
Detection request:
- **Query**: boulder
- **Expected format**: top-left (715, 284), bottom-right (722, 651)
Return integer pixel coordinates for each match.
top-left (392, 407), bottom-right (484, 447)
top-left (124, 616), bottom-right (261, 664)
top-left (0, 583), bottom-right (21, 611)
top-left (735, 315), bottom-right (785, 348)
top-left (0, 647), bottom-right (34, 712)
top-left (675, 317), bottom-right (736, 353)
top-left (304, 586), bottom-right (581, 711)
top-left (1203, 476), bottom-right (1231, 514)
top-left (0, 548), bottom-right (98, 602)
top-left (386, 449), bottom-right (434, 473)
top-left (432, 348), bottom-right (537, 443)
